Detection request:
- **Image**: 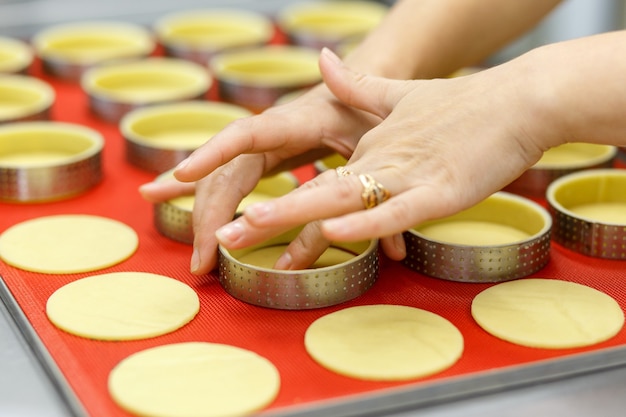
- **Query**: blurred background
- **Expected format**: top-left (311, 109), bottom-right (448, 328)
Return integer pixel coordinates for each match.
top-left (0, 0), bottom-right (624, 65)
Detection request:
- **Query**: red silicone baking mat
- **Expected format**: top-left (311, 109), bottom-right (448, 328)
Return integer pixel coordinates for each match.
top-left (2, 56), bottom-right (626, 417)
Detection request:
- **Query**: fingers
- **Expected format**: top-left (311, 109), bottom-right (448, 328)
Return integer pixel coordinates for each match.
top-left (215, 164), bottom-right (414, 253)
top-left (172, 115), bottom-right (279, 183)
top-left (319, 47), bottom-right (410, 120)
top-left (216, 218), bottom-right (332, 271)
top-left (214, 165), bottom-right (446, 267)
top-left (138, 178), bottom-right (195, 203)
top-left (320, 187), bottom-right (453, 242)
top-left (273, 221), bottom-right (331, 270)
top-left (175, 51), bottom-right (387, 185)
top-left (173, 88), bottom-right (342, 184)
top-left (238, 168), bottom-right (378, 235)
top-left (189, 155), bottom-right (265, 274)
top-left (380, 234), bottom-right (407, 261)
top-left (215, 169), bottom-right (356, 248)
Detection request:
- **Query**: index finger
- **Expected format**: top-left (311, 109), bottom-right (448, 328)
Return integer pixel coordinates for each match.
top-left (173, 99), bottom-right (324, 183)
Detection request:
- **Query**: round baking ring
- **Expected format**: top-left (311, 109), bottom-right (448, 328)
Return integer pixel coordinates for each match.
top-left (402, 191), bottom-right (552, 283)
top-left (547, 168), bottom-right (626, 260)
top-left (276, 0), bottom-right (388, 52)
top-left (81, 57), bottom-right (211, 123)
top-left (121, 101), bottom-right (251, 173)
top-left (0, 74), bottom-right (55, 123)
top-left (154, 8), bottom-right (274, 66)
top-left (32, 21), bottom-right (155, 80)
top-left (0, 121), bottom-right (103, 202)
top-left (209, 45), bottom-right (321, 113)
top-left (0, 36), bottom-right (33, 74)
top-left (505, 143), bottom-right (618, 198)
top-left (218, 228), bottom-right (379, 310)
top-left (153, 171), bottom-right (299, 244)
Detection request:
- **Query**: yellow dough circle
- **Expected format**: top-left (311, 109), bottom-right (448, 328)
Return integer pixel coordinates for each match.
top-left (471, 278), bottom-right (624, 349)
top-left (304, 304), bottom-right (464, 381)
top-left (46, 272), bottom-right (200, 341)
top-left (109, 342), bottom-right (281, 417)
top-left (0, 214), bottom-right (138, 274)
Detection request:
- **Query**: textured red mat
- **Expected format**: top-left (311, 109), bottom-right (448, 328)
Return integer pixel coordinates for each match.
top-left (1, 57), bottom-right (626, 417)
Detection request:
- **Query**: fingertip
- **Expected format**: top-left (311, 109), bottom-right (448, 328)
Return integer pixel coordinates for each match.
top-left (215, 222), bottom-right (245, 247)
top-left (320, 47), bottom-right (343, 66)
top-left (320, 218), bottom-right (349, 240)
top-left (190, 248), bottom-right (200, 273)
top-left (273, 251), bottom-right (293, 270)
top-left (189, 244), bottom-right (219, 275)
top-left (137, 182), bottom-right (158, 201)
top-left (172, 157), bottom-right (192, 181)
top-left (380, 233), bottom-right (407, 261)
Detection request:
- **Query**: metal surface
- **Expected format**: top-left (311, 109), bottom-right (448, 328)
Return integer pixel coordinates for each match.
top-left (32, 21), bottom-right (155, 80)
top-left (154, 9), bottom-right (275, 66)
top-left (548, 169), bottom-right (626, 259)
top-left (0, 122), bottom-right (103, 202)
top-left (504, 145), bottom-right (618, 198)
top-left (209, 45), bottom-right (321, 113)
top-left (0, 74), bottom-right (54, 123)
top-left (4, 271), bottom-right (626, 417)
top-left (402, 192), bottom-right (552, 283)
top-left (2, 1), bottom-right (626, 416)
top-left (0, 35), bottom-right (33, 73)
top-left (218, 231), bottom-right (379, 310)
top-left (0, 0), bottom-right (310, 39)
top-left (121, 101), bottom-right (252, 173)
top-left (154, 171), bottom-right (299, 244)
top-left (0, 279), bottom-right (87, 417)
top-left (154, 202), bottom-right (194, 244)
top-left (82, 58), bottom-right (211, 123)
top-left (275, 0), bottom-right (388, 52)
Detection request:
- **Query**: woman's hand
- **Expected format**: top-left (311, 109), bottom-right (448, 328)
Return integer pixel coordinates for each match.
top-left (215, 48), bottom-right (559, 268)
top-left (141, 68), bottom-right (382, 275)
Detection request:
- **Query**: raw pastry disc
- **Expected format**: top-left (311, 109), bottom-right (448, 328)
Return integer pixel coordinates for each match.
top-left (471, 278), bottom-right (624, 349)
top-left (46, 272), bottom-right (200, 340)
top-left (108, 342), bottom-right (280, 417)
top-left (0, 214), bottom-right (138, 274)
top-left (304, 304), bottom-right (464, 381)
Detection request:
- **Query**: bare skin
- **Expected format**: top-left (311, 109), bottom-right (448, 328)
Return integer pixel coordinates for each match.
top-left (232, 33), bottom-right (626, 261)
top-left (140, 0), bottom-right (565, 274)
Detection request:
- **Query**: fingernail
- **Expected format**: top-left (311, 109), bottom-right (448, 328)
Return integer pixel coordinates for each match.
top-left (321, 47), bottom-right (342, 65)
top-left (174, 157), bottom-right (190, 172)
top-left (245, 202), bottom-right (273, 221)
top-left (274, 251), bottom-right (293, 270)
top-left (190, 248), bottom-right (200, 273)
top-left (393, 233), bottom-right (406, 257)
top-left (216, 222), bottom-right (244, 245)
top-left (322, 219), bottom-right (348, 236)
top-left (138, 182), bottom-right (157, 192)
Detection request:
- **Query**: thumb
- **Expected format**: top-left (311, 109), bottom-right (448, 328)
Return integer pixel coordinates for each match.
top-left (319, 47), bottom-right (409, 119)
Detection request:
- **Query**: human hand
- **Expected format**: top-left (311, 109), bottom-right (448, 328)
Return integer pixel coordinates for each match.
top-left (215, 48), bottom-right (556, 268)
top-left (143, 67), bottom-right (382, 275)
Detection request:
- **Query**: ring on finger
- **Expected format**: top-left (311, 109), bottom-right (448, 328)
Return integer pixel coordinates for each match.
top-left (359, 173), bottom-right (390, 209)
top-left (336, 166), bottom-right (354, 177)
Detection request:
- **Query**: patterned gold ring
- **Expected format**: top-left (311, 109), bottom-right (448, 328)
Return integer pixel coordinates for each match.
top-left (336, 166), bottom-right (354, 177)
top-left (358, 174), bottom-right (390, 209)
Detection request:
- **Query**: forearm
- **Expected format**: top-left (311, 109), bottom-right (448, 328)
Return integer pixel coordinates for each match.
top-left (517, 30), bottom-right (626, 150)
top-left (344, 0), bottom-right (563, 79)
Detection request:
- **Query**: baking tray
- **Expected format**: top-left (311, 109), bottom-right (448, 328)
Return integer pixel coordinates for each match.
top-left (2, 53), bottom-right (626, 417)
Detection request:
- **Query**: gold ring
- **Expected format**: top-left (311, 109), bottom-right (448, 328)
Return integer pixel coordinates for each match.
top-left (336, 166), bottom-right (354, 177)
top-left (358, 173), bottom-right (390, 209)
